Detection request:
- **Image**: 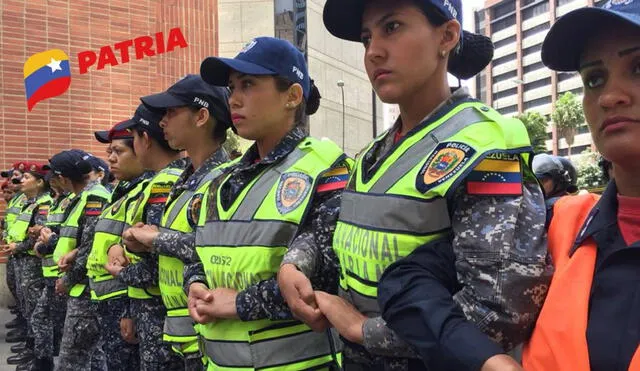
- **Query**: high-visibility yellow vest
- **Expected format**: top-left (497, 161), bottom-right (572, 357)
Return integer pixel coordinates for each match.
top-left (86, 181), bottom-right (144, 301)
top-left (53, 183), bottom-right (110, 297)
top-left (8, 193), bottom-right (52, 254)
top-left (159, 163), bottom-right (228, 355)
top-left (333, 102), bottom-right (532, 320)
top-left (125, 166), bottom-right (183, 300)
top-left (4, 193), bottom-right (27, 243)
top-left (42, 193), bottom-right (75, 277)
top-left (196, 138), bottom-right (346, 371)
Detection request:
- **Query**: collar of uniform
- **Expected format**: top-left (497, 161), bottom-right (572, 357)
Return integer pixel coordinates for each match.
top-left (185, 148), bottom-right (230, 190)
top-left (240, 126), bottom-right (306, 167)
top-left (82, 179), bottom-right (102, 193)
top-left (570, 181), bottom-right (619, 256)
top-left (166, 157), bottom-right (190, 172)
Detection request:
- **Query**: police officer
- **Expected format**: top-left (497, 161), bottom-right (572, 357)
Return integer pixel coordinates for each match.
top-left (2, 163), bottom-right (51, 369)
top-left (103, 103), bottom-right (188, 371)
top-left (2, 163), bottom-right (29, 343)
top-left (86, 124), bottom-right (145, 371)
top-left (30, 168), bottom-right (74, 371)
top-left (524, 1), bottom-right (640, 370)
top-left (124, 75), bottom-right (232, 370)
top-left (312, 1), bottom-right (552, 370)
top-left (533, 154), bottom-right (578, 201)
top-left (186, 37), bottom-right (349, 370)
top-left (48, 150), bottom-right (111, 371)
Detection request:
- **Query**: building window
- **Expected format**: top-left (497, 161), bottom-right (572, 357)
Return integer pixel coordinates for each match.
top-left (570, 87), bottom-right (584, 96)
top-left (497, 104), bottom-right (518, 115)
top-left (492, 14), bottom-right (516, 33)
top-left (493, 87), bottom-right (517, 101)
top-left (494, 70), bottom-right (518, 84)
top-left (476, 71), bottom-right (487, 103)
top-left (556, 0), bottom-right (574, 6)
top-left (523, 22), bottom-right (550, 38)
top-left (558, 144), bottom-right (589, 156)
top-left (523, 43), bottom-right (542, 57)
top-left (475, 10), bottom-right (486, 34)
top-left (494, 35), bottom-right (516, 49)
top-left (524, 77), bottom-right (551, 92)
top-left (558, 72), bottom-right (578, 82)
top-left (522, 1), bottom-right (549, 20)
top-left (524, 61), bottom-right (545, 74)
top-left (493, 52), bottom-right (517, 67)
top-left (492, 1), bottom-right (516, 19)
top-left (524, 96), bottom-right (552, 109)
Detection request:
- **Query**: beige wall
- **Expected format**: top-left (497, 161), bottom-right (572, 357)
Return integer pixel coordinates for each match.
top-left (217, 0), bottom-right (383, 156)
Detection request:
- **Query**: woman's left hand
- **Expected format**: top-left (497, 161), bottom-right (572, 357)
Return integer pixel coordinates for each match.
top-left (315, 291), bottom-right (367, 344)
top-left (190, 286), bottom-right (239, 323)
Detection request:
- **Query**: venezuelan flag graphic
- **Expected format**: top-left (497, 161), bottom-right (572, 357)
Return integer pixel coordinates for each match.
top-left (317, 166), bottom-right (349, 192)
top-left (466, 157), bottom-right (523, 196)
top-left (24, 49), bottom-right (71, 111)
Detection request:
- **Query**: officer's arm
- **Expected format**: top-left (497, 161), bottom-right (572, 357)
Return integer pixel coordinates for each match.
top-left (183, 261), bottom-right (207, 293)
top-left (153, 230), bottom-right (197, 262)
top-left (37, 233), bottom-right (58, 255)
top-left (450, 177), bottom-right (552, 350)
top-left (118, 251), bottom-right (157, 287)
top-left (62, 197), bottom-right (105, 288)
top-left (378, 237), bottom-right (503, 369)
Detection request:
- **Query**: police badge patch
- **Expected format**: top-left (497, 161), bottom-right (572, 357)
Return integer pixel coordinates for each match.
top-left (187, 193), bottom-right (203, 227)
top-left (276, 172), bottom-right (312, 214)
top-left (416, 141), bottom-right (476, 193)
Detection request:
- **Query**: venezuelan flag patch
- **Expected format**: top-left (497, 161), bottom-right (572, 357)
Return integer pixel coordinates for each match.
top-left (317, 166), bottom-right (349, 193)
top-left (148, 183), bottom-right (172, 204)
top-left (84, 201), bottom-right (104, 216)
top-left (466, 153), bottom-right (523, 196)
top-left (38, 204), bottom-right (49, 215)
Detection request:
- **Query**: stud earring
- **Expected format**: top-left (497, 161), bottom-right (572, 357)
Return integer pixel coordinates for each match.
top-left (440, 50), bottom-right (447, 58)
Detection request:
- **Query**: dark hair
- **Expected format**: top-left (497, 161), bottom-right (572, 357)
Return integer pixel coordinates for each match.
top-left (29, 172), bottom-right (50, 193)
top-left (188, 106), bottom-right (228, 144)
top-left (67, 160), bottom-right (93, 184)
top-left (274, 76), bottom-right (321, 125)
top-left (413, 1), bottom-right (462, 56)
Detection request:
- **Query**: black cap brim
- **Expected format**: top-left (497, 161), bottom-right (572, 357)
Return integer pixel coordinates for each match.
top-left (200, 57), bottom-right (277, 86)
top-left (322, 0), bottom-right (493, 80)
top-left (0, 171), bottom-right (11, 178)
top-left (94, 130), bottom-right (110, 144)
top-left (542, 7), bottom-right (640, 71)
top-left (140, 92), bottom-right (190, 109)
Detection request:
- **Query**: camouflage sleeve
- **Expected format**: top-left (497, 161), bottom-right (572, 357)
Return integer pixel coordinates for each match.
top-left (62, 213), bottom-right (100, 288)
top-left (281, 187), bottom-right (342, 293)
top-left (361, 316), bottom-right (419, 358)
top-left (153, 230), bottom-right (198, 263)
top-left (451, 179), bottom-right (553, 350)
top-left (15, 235), bottom-right (37, 254)
top-left (183, 261), bottom-right (208, 293)
top-left (37, 233), bottom-right (58, 255)
top-left (118, 252), bottom-right (157, 287)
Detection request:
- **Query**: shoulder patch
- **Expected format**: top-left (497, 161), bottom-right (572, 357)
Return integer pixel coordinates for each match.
top-left (38, 204), bottom-right (50, 215)
top-left (276, 172), bottom-right (312, 214)
top-left (84, 200), bottom-right (104, 216)
top-left (466, 153), bottom-right (523, 196)
top-left (416, 141), bottom-right (476, 193)
top-left (187, 193), bottom-right (203, 227)
top-left (317, 166), bottom-right (349, 193)
top-left (149, 182), bottom-right (172, 204)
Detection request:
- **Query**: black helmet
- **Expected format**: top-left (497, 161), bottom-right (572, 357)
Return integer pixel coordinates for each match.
top-left (532, 154), bottom-right (578, 195)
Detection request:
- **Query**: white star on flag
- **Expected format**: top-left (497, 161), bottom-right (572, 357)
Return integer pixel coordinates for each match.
top-left (47, 58), bottom-right (62, 73)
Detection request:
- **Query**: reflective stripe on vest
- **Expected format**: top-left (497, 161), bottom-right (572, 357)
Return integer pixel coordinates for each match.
top-left (94, 219), bottom-right (128, 235)
top-left (333, 102), bottom-right (533, 316)
top-left (42, 257), bottom-right (55, 268)
top-left (42, 194), bottom-right (74, 277)
top-left (523, 194), bottom-right (640, 371)
top-left (8, 194), bottom-right (52, 252)
top-left (163, 314), bottom-right (196, 337)
top-left (203, 326), bottom-right (342, 370)
top-left (197, 138), bottom-right (345, 370)
top-left (126, 166), bottom-right (183, 300)
top-left (59, 226), bottom-right (78, 238)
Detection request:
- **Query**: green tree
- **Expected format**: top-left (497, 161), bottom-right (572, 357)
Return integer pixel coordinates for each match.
top-left (551, 92), bottom-right (584, 157)
top-left (222, 128), bottom-right (240, 155)
top-left (516, 111), bottom-right (548, 154)
top-left (574, 149), bottom-right (608, 190)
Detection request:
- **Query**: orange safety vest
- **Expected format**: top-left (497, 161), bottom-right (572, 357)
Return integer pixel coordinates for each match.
top-left (523, 194), bottom-right (640, 371)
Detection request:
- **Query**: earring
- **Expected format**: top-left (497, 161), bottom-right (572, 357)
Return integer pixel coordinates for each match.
top-left (440, 50), bottom-right (447, 58)
top-left (286, 103), bottom-right (293, 109)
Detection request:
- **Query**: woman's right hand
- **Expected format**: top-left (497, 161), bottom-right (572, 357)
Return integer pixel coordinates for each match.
top-left (188, 282), bottom-right (215, 324)
top-left (120, 318), bottom-right (139, 344)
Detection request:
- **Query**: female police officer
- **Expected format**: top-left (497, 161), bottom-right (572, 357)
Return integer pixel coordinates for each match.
top-left (185, 37), bottom-right (349, 370)
top-left (299, 1), bottom-right (553, 370)
top-left (525, 1), bottom-right (640, 370)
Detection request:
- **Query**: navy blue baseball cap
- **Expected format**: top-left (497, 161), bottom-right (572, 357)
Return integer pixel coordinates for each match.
top-left (322, 0), bottom-right (494, 80)
top-left (542, 0), bottom-right (640, 72)
top-left (46, 150), bottom-right (93, 179)
top-left (140, 74), bottom-right (232, 130)
top-left (68, 149), bottom-right (109, 175)
top-left (200, 37), bottom-right (312, 98)
top-left (117, 104), bottom-right (169, 146)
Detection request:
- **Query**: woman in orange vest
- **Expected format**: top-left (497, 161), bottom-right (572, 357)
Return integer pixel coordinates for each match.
top-left (524, 2), bottom-right (640, 371)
